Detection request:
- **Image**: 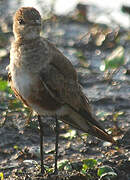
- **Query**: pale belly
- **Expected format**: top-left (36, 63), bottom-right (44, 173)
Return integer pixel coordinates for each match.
top-left (11, 70), bottom-right (32, 100)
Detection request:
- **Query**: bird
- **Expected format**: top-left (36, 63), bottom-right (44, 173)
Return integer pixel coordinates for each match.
top-left (8, 7), bottom-right (115, 175)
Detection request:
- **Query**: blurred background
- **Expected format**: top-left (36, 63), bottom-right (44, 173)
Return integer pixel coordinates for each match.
top-left (0, 0), bottom-right (130, 179)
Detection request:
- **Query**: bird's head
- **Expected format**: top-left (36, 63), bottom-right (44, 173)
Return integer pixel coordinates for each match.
top-left (13, 7), bottom-right (41, 40)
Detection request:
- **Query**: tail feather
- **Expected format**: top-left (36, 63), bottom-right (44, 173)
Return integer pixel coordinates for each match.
top-left (62, 107), bottom-right (115, 144)
top-left (89, 125), bottom-right (115, 143)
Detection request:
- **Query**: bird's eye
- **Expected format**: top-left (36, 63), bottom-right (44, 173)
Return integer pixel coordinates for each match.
top-left (18, 19), bottom-right (25, 25)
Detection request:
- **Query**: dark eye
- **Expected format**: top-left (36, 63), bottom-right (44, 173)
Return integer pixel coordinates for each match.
top-left (18, 19), bottom-right (25, 25)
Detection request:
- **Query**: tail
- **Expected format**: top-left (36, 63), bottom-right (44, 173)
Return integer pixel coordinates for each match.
top-left (62, 107), bottom-right (115, 144)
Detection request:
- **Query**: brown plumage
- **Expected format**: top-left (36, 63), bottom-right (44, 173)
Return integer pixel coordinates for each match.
top-left (8, 7), bottom-right (115, 144)
top-left (8, 7), bottom-right (116, 173)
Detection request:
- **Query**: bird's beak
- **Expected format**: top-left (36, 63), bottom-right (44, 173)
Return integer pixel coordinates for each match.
top-left (30, 19), bottom-right (41, 26)
top-left (35, 19), bottom-right (41, 25)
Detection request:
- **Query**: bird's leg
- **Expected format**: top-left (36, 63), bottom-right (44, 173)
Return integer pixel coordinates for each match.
top-left (25, 109), bottom-right (32, 126)
top-left (54, 116), bottom-right (59, 174)
top-left (38, 115), bottom-right (45, 174)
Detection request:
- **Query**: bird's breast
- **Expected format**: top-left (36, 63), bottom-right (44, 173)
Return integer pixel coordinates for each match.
top-left (9, 42), bottom-right (69, 116)
top-left (10, 66), bottom-right (33, 100)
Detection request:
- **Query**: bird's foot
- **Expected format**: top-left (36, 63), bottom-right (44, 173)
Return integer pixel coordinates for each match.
top-left (53, 168), bottom-right (58, 175)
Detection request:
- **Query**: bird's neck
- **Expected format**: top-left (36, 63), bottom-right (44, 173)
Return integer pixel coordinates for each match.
top-left (14, 33), bottom-right (40, 42)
